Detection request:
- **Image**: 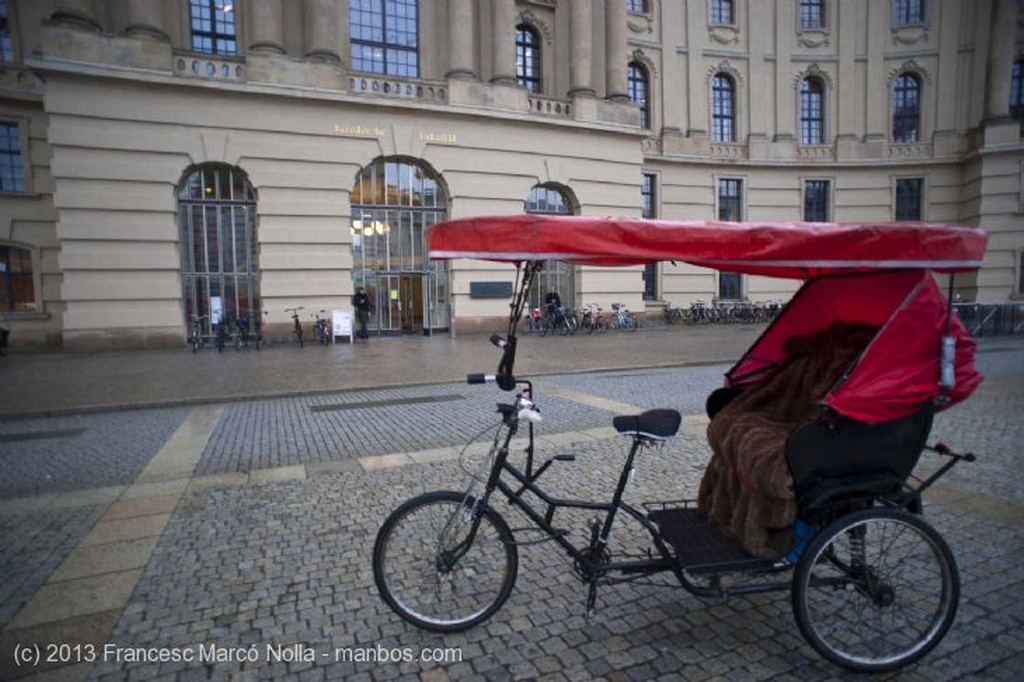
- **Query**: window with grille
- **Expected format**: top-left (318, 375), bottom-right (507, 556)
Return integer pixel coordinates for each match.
top-left (351, 0), bottom-right (419, 77)
top-left (799, 0), bottom-right (825, 29)
top-left (0, 245), bottom-right (35, 312)
top-left (895, 178), bottom-right (923, 220)
top-left (178, 165), bottom-right (258, 332)
top-left (0, 122), bottom-right (25, 192)
top-left (627, 1), bottom-right (649, 13)
top-left (710, 0), bottom-right (735, 25)
top-left (892, 73), bottom-right (920, 143)
top-left (893, 0), bottom-right (925, 25)
top-left (0, 0), bottom-right (13, 62)
top-left (642, 173), bottom-right (657, 301)
top-left (628, 62), bottom-right (650, 129)
top-left (717, 178), bottom-right (743, 299)
top-left (803, 180), bottom-right (830, 221)
top-left (799, 78), bottom-right (825, 145)
top-left (516, 25), bottom-right (541, 93)
top-left (189, 0), bottom-right (236, 55)
top-left (1011, 59), bottom-right (1023, 121)
top-left (712, 74), bottom-right (736, 142)
top-left (525, 184), bottom-right (576, 311)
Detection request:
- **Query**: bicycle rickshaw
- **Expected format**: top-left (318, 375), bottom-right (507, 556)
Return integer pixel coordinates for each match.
top-left (373, 215), bottom-right (988, 672)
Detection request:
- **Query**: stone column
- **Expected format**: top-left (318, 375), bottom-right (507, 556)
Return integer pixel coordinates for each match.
top-left (490, 0), bottom-right (517, 85)
top-left (864, 0), bottom-right (887, 141)
top-left (50, 0), bottom-right (102, 32)
top-left (125, 0), bottom-right (168, 41)
top-left (249, 0), bottom-right (286, 54)
top-left (605, 0), bottom-right (628, 100)
top-left (569, 0), bottom-right (595, 97)
top-left (446, 0), bottom-right (476, 79)
top-left (304, 0), bottom-right (341, 63)
top-left (984, 0), bottom-right (1019, 121)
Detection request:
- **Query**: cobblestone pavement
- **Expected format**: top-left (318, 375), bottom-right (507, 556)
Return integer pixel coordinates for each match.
top-left (0, 335), bottom-right (1021, 681)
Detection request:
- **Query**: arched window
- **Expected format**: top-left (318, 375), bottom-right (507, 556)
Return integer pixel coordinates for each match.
top-left (0, 244), bottom-right (35, 312)
top-left (350, 0), bottom-right (419, 77)
top-left (516, 24), bottom-right (541, 93)
top-left (351, 158), bottom-right (448, 334)
top-left (892, 73), bottom-right (921, 143)
top-left (525, 183), bottom-right (576, 312)
top-left (799, 77), bottom-right (825, 145)
top-left (628, 61), bottom-right (650, 129)
top-left (1011, 58), bottom-right (1023, 121)
top-left (178, 164), bottom-right (258, 335)
top-left (711, 73), bottom-right (735, 142)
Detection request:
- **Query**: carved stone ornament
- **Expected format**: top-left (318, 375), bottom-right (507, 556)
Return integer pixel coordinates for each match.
top-left (627, 16), bottom-right (653, 34)
top-left (793, 63), bottom-right (834, 89)
top-left (891, 25), bottom-right (929, 45)
top-left (518, 10), bottom-right (553, 45)
top-left (523, 0), bottom-right (556, 8)
top-left (708, 24), bottom-right (740, 45)
top-left (631, 49), bottom-right (657, 78)
top-left (887, 59), bottom-right (932, 85)
top-left (797, 29), bottom-right (831, 48)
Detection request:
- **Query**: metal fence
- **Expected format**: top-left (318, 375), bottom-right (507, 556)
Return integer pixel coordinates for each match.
top-left (953, 303), bottom-right (1024, 337)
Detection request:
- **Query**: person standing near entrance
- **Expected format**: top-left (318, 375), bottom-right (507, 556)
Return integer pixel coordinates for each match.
top-left (352, 286), bottom-right (371, 339)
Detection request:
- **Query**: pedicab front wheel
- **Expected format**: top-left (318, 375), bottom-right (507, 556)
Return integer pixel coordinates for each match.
top-left (791, 507), bottom-right (959, 672)
top-left (373, 490), bottom-right (518, 632)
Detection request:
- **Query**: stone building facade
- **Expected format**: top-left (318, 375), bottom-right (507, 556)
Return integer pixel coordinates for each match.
top-left (0, 0), bottom-right (1021, 350)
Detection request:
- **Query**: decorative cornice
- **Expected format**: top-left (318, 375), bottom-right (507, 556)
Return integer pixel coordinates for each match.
top-left (888, 59), bottom-right (933, 85)
top-left (793, 63), bottom-right (833, 89)
top-left (707, 60), bottom-right (743, 86)
top-left (517, 10), bottom-right (553, 46)
top-left (630, 48), bottom-right (657, 79)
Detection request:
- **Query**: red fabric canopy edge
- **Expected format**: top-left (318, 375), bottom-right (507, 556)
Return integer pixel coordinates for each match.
top-left (427, 215), bottom-right (988, 279)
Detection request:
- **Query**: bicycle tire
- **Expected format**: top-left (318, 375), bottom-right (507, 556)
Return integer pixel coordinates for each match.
top-left (792, 508), bottom-right (959, 672)
top-left (373, 490), bottom-right (518, 632)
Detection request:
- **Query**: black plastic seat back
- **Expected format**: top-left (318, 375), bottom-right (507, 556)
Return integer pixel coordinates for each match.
top-left (785, 404), bottom-right (934, 512)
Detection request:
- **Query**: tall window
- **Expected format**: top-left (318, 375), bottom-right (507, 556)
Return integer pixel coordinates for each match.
top-left (804, 180), bottom-right (830, 221)
top-left (189, 0), bottom-right (236, 55)
top-left (710, 0), bottom-right (735, 25)
top-left (525, 184), bottom-right (576, 311)
top-left (628, 62), bottom-right (651, 129)
top-left (351, 0), bottom-right (419, 77)
top-left (516, 25), bottom-right (541, 93)
top-left (1011, 59), bottom-right (1024, 121)
top-left (895, 178), bottom-right (923, 220)
top-left (718, 179), bottom-right (743, 300)
top-left (627, 0), bottom-right (649, 13)
top-left (799, 0), bottom-right (825, 29)
top-left (641, 173), bottom-right (657, 301)
top-left (351, 158), bottom-right (448, 333)
top-left (799, 77), bottom-right (825, 145)
top-left (179, 165), bottom-right (258, 333)
top-left (0, 245), bottom-right (35, 312)
top-left (712, 74), bottom-right (736, 142)
top-left (0, 122), bottom-right (25, 192)
top-left (893, 0), bottom-right (925, 25)
top-left (0, 0), bottom-right (13, 62)
top-left (892, 73), bottom-right (921, 143)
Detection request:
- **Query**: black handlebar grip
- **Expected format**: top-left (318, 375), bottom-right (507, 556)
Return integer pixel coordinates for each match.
top-left (466, 373), bottom-right (487, 384)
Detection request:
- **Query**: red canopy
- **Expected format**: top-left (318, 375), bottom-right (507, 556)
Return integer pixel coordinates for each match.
top-left (427, 215), bottom-right (987, 278)
top-left (727, 271), bottom-right (982, 423)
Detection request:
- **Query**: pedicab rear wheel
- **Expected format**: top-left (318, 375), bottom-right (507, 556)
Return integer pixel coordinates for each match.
top-left (791, 508), bottom-right (959, 672)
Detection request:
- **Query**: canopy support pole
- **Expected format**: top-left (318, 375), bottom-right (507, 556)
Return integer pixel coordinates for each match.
top-left (939, 273), bottom-right (957, 398)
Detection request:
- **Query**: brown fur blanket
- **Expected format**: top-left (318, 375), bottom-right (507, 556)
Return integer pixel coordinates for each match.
top-left (698, 323), bottom-right (878, 558)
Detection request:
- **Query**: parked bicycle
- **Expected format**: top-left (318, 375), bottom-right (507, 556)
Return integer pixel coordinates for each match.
top-left (0, 317), bottom-right (10, 355)
top-left (609, 303), bottom-right (638, 330)
top-left (213, 314), bottom-right (229, 352)
top-left (313, 310), bottom-right (331, 346)
top-left (285, 306), bottom-right (305, 347)
top-left (189, 314), bottom-right (208, 353)
top-left (580, 304), bottom-right (609, 334)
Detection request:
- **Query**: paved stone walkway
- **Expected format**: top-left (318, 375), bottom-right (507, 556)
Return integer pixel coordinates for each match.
top-left (0, 330), bottom-right (1021, 680)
